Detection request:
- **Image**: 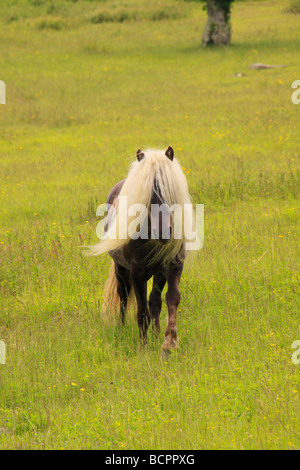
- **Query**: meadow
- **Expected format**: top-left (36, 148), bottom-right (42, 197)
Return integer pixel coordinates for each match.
top-left (0, 0), bottom-right (299, 449)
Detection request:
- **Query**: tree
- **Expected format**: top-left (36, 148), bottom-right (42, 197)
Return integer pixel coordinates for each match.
top-left (201, 0), bottom-right (234, 46)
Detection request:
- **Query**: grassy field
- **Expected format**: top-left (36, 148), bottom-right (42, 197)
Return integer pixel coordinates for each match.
top-left (0, 0), bottom-right (299, 450)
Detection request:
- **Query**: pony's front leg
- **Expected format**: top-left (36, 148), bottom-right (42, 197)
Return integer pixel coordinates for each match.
top-left (149, 272), bottom-right (166, 335)
top-left (131, 266), bottom-right (150, 345)
top-left (162, 263), bottom-right (183, 352)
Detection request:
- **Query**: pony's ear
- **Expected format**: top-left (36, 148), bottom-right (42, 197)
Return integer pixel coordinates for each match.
top-left (165, 146), bottom-right (174, 161)
top-left (136, 149), bottom-right (145, 162)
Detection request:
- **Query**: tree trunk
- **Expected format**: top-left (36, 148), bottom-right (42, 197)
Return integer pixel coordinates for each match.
top-left (202, 0), bottom-right (231, 46)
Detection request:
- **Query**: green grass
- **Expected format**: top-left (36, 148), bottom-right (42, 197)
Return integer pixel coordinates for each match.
top-left (0, 0), bottom-right (299, 449)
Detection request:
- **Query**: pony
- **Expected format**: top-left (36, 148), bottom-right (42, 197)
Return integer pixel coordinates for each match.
top-left (89, 146), bottom-right (195, 352)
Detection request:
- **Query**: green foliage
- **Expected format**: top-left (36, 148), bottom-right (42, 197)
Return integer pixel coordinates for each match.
top-left (184, 0), bottom-right (235, 8)
top-left (184, 0), bottom-right (235, 22)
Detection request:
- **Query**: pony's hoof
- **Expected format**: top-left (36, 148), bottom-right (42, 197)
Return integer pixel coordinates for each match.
top-left (161, 335), bottom-right (179, 355)
top-left (161, 326), bottom-right (178, 353)
top-left (139, 337), bottom-right (147, 349)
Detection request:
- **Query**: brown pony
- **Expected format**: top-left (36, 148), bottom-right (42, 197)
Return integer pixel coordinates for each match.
top-left (89, 147), bottom-right (195, 352)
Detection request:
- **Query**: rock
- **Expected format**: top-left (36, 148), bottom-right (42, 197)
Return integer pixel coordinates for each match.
top-left (232, 73), bottom-right (248, 77)
top-left (249, 63), bottom-right (287, 70)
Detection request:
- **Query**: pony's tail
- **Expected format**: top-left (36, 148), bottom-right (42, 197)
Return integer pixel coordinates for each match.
top-left (101, 262), bottom-right (135, 319)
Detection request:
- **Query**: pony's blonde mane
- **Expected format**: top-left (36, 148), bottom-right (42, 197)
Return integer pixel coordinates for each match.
top-left (89, 149), bottom-right (194, 265)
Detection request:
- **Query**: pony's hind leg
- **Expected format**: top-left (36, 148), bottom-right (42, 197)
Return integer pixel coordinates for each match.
top-left (149, 273), bottom-right (166, 335)
top-left (115, 263), bottom-right (131, 324)
top-left (162, 262), bottom-right (183, 352)
top-left (131, 266), bottom-right (150, 345)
